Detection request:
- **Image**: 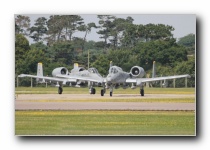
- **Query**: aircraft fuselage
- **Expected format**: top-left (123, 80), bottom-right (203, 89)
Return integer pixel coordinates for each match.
top-left (106, 66), bottom-right (130, 84)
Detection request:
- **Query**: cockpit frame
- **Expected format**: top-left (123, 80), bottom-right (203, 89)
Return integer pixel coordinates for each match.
top-left (109, 66), bottom-right (122, 74)
top-left (88, 68), bottom-right (98, 74)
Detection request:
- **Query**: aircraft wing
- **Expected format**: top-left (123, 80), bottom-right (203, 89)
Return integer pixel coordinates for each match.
top-left (18, 74), bottom-right (77, 82)
top-left (56, 74), bottom-right (105, 83)
top-left (126, 74), bottom-right (190, 85)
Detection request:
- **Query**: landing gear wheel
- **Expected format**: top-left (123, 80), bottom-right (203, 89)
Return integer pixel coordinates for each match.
top-left (58, 87), bottom-right (63, 94)
top-left (90, 88), bottom-right (96, 94)
top-left (140, 89), bottom-right (144, 96)
top-left (110, 92), bottom-right (112, 97)
top-left (93, 88), bottom-right (96, 94)
top-left (101, 89), bottom-right (104, 96)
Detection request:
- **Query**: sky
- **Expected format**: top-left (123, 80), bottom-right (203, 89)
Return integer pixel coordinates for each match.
top-left (25, 14), bottom-right (196, 43)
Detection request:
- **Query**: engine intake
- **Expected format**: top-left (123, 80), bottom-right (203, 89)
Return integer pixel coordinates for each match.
top-left (52, 67), bottom-right (69, 77)
top-left (130, 66), bottom-right (145, 78)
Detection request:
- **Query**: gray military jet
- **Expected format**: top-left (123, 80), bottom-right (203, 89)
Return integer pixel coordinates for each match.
top-left (56, 63), bottom-right (106, 94)
top-left (105, 64), bottom-right (190, 97)
top-left (18, 63), bottom-right (105, 95)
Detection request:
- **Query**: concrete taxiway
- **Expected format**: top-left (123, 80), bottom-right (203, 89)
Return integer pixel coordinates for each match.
top-left (15, 94), bottom-right (195, 111)
top-left (15, 93), bottom-right (195, 100)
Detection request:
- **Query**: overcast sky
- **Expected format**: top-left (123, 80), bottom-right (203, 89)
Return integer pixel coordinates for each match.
top-left (23, 14), bottom-right (196, 43)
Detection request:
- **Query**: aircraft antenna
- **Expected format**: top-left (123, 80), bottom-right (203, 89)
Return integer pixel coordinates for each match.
top-left (110, 61), bottom-right (113, 68)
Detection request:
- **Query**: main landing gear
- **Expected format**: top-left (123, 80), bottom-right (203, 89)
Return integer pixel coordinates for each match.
top-left (90, 87), bottom-right (106, 96)
top-left (140, 86), bottom-right (144, 96)
top-left (58, 86), bottom-right (63, 94)
top-left (101, 84), bottom-right (106, 96)
top-left (110, 92), bottom-right (112, 97)
top-left (109, 85), bottom-right (113, 97)
top-left (89, 87), bottom-right (96, 94)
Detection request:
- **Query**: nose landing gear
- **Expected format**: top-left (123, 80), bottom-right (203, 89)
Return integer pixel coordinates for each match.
top-left (100, 84), bottom-right (106, 96)
top-left (101, 89), bottom-right (105, 96)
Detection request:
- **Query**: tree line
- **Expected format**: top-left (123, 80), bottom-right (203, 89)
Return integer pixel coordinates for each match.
top-left (15, 15), bottom-right (195, 87)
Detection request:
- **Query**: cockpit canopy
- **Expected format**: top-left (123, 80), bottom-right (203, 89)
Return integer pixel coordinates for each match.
top-left (109, 66), bottom-right (122, 74)
top-left (88, 67), bottom-right (100, 74)
top-left (88, 67), bottom-right (102, 77)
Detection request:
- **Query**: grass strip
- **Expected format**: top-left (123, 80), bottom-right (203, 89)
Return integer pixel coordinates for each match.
top-left (15, 110), bottom-right (195, 135)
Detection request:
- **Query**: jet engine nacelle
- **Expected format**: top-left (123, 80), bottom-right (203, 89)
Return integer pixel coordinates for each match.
top-left (130, 66), bottom-right (145, 78)
top-left (52, 67), bottom-right (69, 77)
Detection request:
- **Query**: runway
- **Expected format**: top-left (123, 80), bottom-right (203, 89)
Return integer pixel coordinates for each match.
top-left (15, 94), bottom-right (195, 111)
top-left (15, 93), bottom-right (195, 100)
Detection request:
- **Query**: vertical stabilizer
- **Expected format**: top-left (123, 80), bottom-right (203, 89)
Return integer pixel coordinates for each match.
top-left (110, 61), bottom-right (113, 68)
top-left (152, 61), bottom-right (156, 78)
top-left (74, 63), bottom-right (79, 69)
top-left (37, 62), bottom-right (45, 82)
top-left (37, 63), bottom-right (43, 76)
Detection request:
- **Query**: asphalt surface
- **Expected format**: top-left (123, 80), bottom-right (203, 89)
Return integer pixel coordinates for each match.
top-left (15, 94), bottom-right (195, 111)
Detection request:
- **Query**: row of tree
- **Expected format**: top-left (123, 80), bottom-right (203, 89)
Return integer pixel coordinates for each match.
top-left (15, 15), bottom-right (177, 49)
top-left (15, 15), bottom-right (195, 87)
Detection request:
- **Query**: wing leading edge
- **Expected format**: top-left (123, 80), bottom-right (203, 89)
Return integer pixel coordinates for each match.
top-left (126, 74), bottom-right (190, 85)
top-left (18, 74), bottom-right (77, 82)
top-left (18, 74), bottom-right (105, 83)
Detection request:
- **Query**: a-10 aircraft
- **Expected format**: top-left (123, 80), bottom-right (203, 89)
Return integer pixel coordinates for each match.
top-left (18, 62), bottom-right (190, 97)
top-left (105, 63), bottom-right (190, 96)
top-left (18, 63), bottom-right (105, 95)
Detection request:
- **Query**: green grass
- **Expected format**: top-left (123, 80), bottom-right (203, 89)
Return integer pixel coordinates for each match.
top-left (15, 110), bottom-right (195, 135)
top-left (15, 87), bottom-right (195, 94)
top-left (22, 97), bottom-right (195, 103)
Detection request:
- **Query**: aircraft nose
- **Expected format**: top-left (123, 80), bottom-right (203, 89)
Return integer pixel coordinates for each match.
top-left (106, 75), bottom-right (112, 83)
top-left (106, 77), bottom-right (111, 82)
